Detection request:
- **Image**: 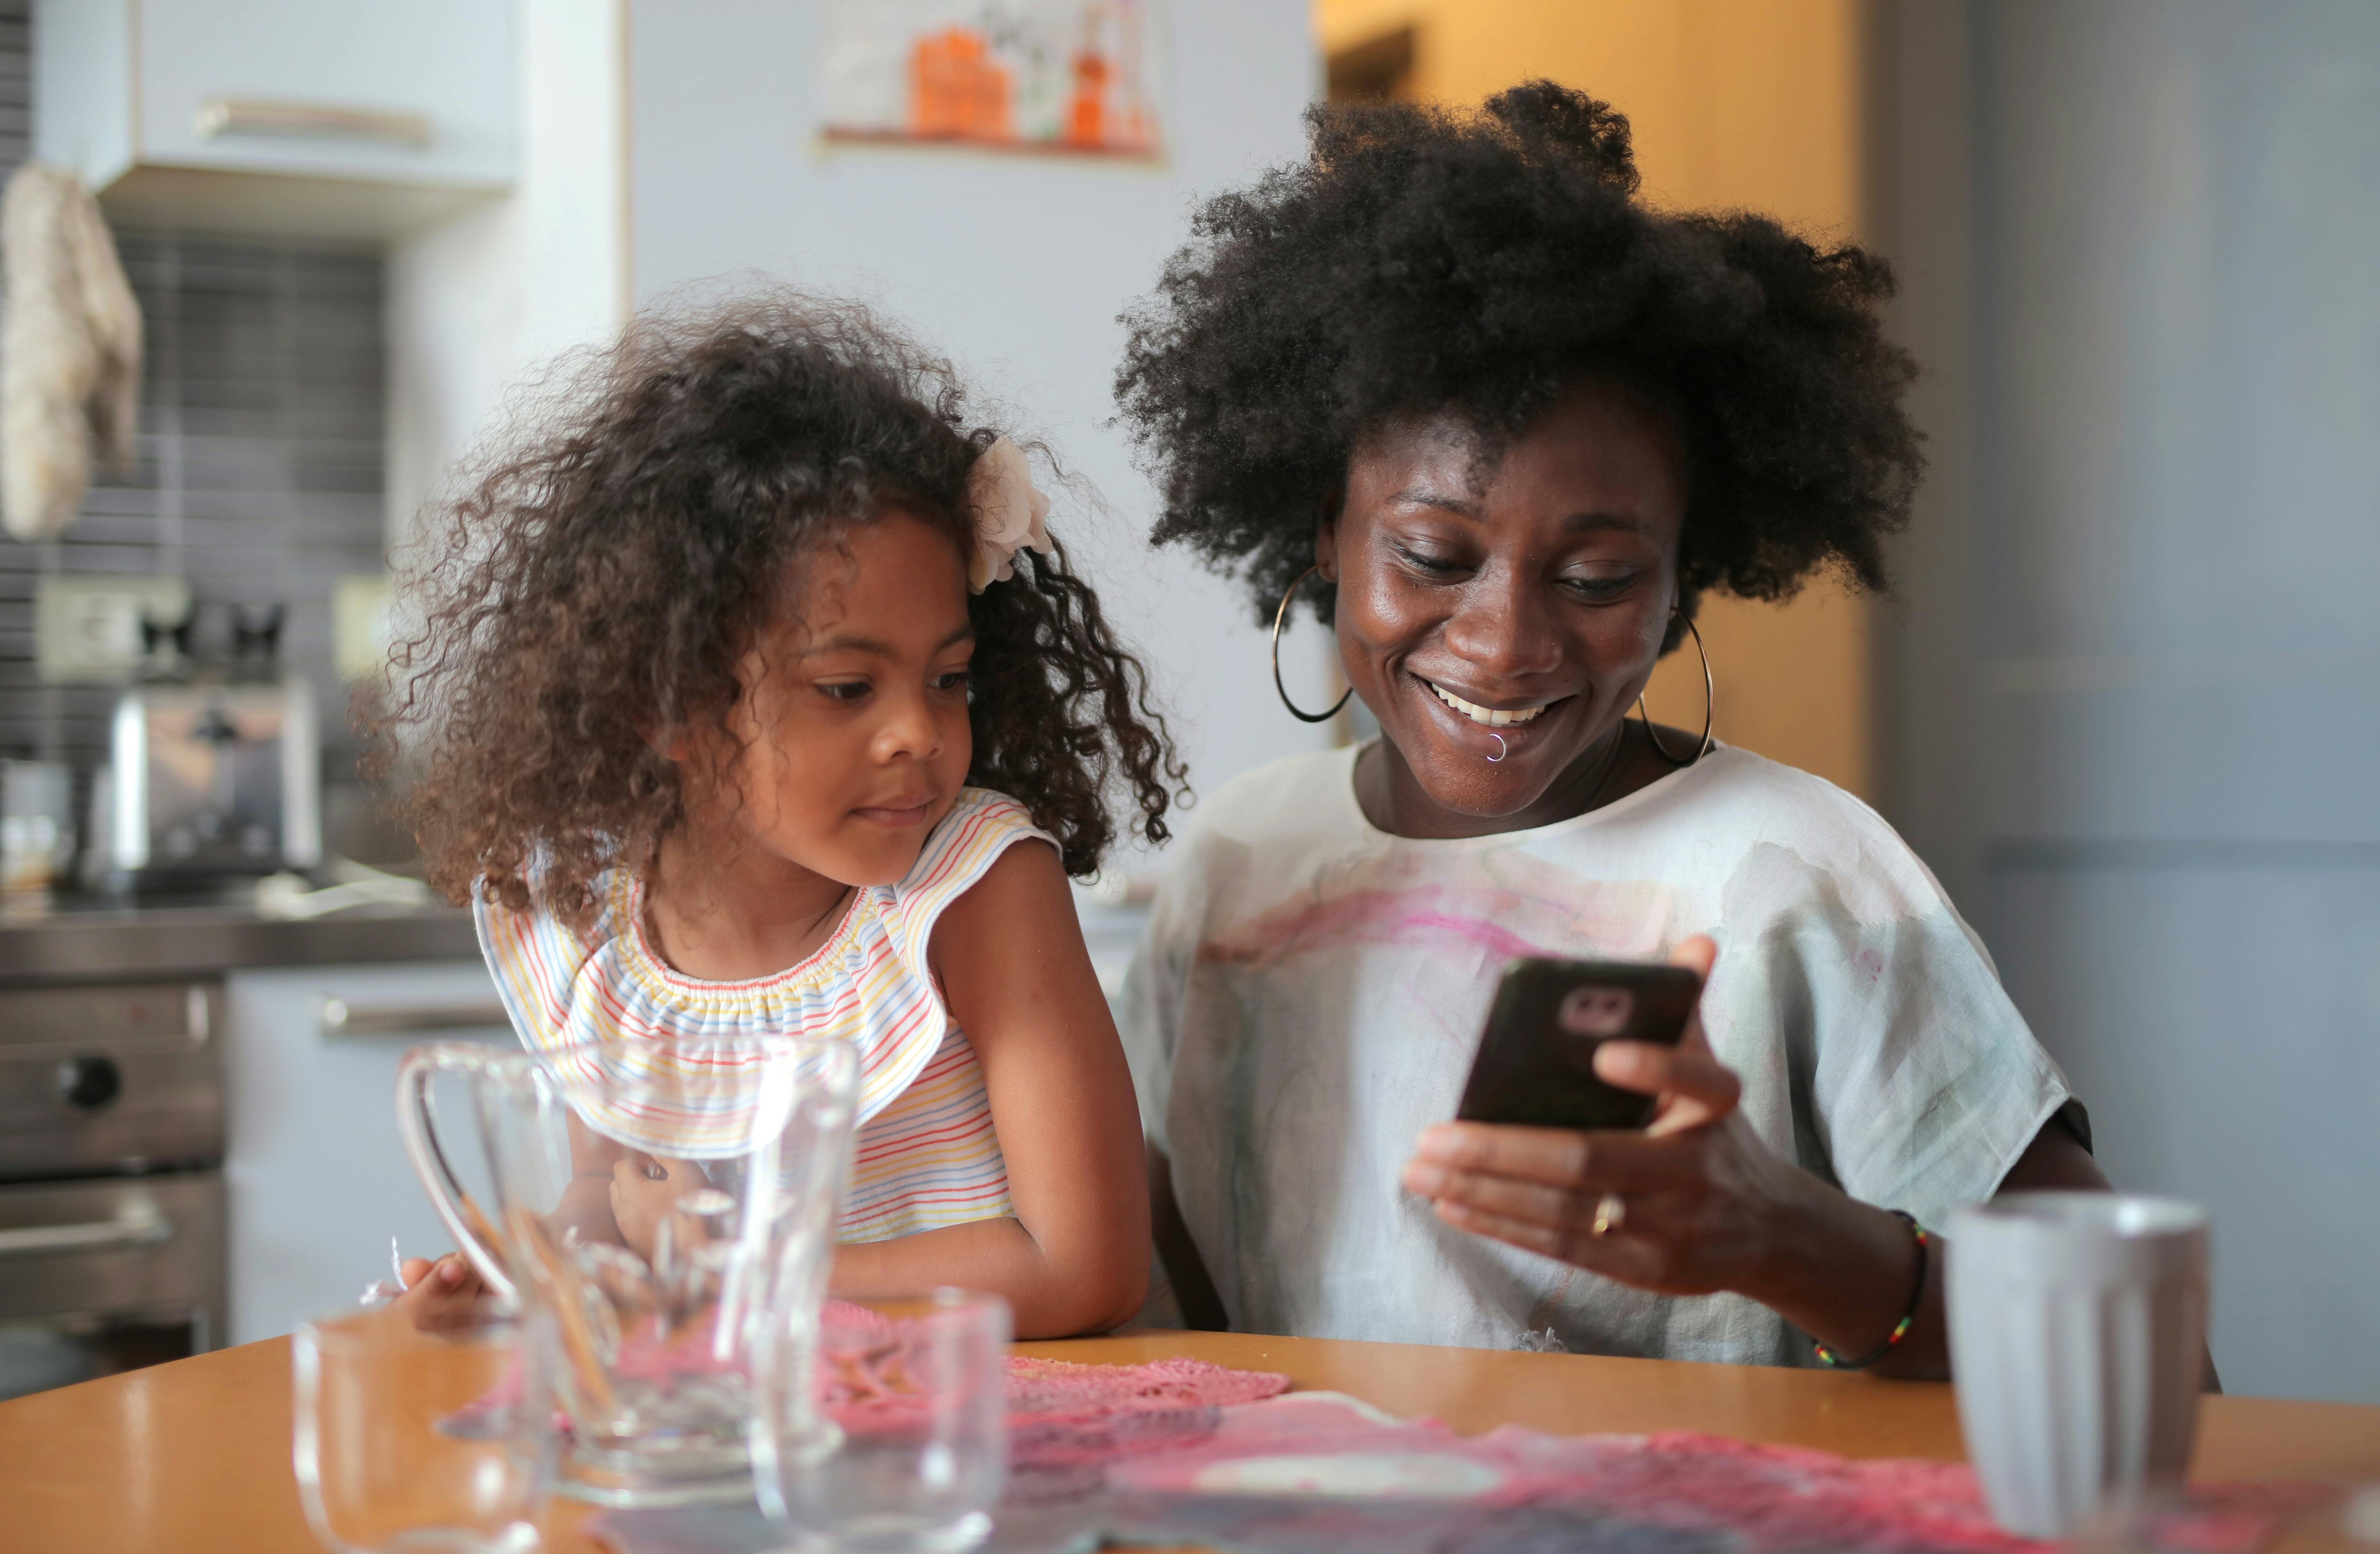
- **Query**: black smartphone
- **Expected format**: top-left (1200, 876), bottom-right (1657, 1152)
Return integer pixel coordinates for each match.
top-left (1453, 957), bottom-right (1702, 1132)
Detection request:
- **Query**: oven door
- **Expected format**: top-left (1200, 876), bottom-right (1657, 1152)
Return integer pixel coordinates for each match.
top-left (0, 981), bottom-right (224, 1181)
top-left (0, 1172), bottom-right (225, 1400)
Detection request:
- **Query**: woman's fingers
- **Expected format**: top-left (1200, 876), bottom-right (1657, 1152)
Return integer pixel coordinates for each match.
top-left (1591, 1039), bottom-right (1741, 1133)
top-left (1570, 935), bottom-right (1737, 1133)
top-left (1408, 1121), bottom-right (1683, 1192)
top-left (1593, 935), bottom-right (1732, 1134)
top-left (1432, 1195), bottom-right (1576, 1261)
top-left (1407, 937), bottom-right (1743, 1279)
top-left (1406, 1152), bottom-right (1659, 1234)
top-left (1428, 1197), bottom-right (1665, 1282)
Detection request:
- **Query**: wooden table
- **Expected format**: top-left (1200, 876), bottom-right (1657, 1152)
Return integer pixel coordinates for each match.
top-left (3, 1331), bottom-right (2376, 1552)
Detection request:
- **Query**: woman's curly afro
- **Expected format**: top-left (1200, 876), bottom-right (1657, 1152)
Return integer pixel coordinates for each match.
top-left (1116, 83), bottom-right (1922, 633)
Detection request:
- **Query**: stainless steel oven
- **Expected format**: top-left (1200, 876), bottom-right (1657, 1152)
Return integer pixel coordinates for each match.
top-left (0, 980), bottom-right (226, 1399)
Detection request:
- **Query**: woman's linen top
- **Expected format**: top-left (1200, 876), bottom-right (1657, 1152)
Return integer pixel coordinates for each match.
top-left (476, 787), bottom-right (1050, 1244)
top-left (1119, 744), bottom-right (2076, 1364)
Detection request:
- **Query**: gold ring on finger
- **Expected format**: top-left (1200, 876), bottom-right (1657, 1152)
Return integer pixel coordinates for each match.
top-left (1591, 1191), bottom-right (1626, 1238)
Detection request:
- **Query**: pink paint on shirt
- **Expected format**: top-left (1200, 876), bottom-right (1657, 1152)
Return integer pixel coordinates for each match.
top-left (1199, 886), bottom-right (1563, 969)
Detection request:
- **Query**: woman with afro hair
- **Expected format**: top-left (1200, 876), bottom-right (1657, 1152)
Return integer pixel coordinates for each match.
top-left (1112, 84), bottom-right (2115, 1378)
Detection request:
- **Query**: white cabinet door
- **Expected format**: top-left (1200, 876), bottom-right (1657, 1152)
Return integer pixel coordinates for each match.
top-left (138, 0), bottom-right (514, 187)
top-left (37, 0), bottom-right (514, 193)
top-left (224, 959), bottom-right (516, 1345)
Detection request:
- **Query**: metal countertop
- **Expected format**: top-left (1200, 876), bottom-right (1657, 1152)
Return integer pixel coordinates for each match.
top-left (0, 892), bottom-right (478, 984)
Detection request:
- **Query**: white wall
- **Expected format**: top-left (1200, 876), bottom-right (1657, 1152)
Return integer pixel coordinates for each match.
top-left (625, 1), bottom-right (1334, 855)
top-left (385, 0), bottom-right (628, 543)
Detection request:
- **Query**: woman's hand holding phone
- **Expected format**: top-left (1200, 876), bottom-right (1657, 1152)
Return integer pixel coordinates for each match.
top-left (1399, 936), bottom-right (1819, 1297)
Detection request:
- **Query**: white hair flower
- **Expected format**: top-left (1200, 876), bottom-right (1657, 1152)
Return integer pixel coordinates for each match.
top-left (966, 436), bottom-right (1053, 592)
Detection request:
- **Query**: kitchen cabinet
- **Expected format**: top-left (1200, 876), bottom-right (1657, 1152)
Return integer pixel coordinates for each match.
top-left (224, 958), bottom-right (514, 1345)
top-left (35, 0), bottom-right (515, 241)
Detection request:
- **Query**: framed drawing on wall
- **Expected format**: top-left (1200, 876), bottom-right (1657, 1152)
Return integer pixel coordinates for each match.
top-left (821, 1), bottom-right (1163, 158)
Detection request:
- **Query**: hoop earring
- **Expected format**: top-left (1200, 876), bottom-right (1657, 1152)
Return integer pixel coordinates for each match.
top-left (1271, 564), bottom-right (1353, 725)
top-left (1634, 610), bottom-right (1714, 767)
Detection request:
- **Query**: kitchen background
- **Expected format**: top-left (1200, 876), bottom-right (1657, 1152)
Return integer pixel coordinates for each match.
top-left (0, 0), bottom-right (2373, 1409)
top-left (0, 228), bottom-right (386, 770)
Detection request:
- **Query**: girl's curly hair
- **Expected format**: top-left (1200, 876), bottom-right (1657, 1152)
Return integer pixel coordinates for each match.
top-left (1115, 82), bottom-right (1923, 638)
top-left (377, 293), bottom-right (1184, 925)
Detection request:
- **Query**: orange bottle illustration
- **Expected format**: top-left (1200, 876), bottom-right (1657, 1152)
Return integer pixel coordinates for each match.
top-left (1066, 44), bottom-right (1110, 147)
top-left (909, 27), bottom-right (1012, 142)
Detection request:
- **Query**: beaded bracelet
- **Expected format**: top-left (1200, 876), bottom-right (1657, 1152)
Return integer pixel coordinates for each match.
top-left (1812, 1209), bottom-right (1930, 1370)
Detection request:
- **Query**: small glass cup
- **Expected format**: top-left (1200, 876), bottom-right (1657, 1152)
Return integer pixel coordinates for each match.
top-left (757, 1289), bottom-right (1010, 1554)
top-left (292, 1306), bottom-right (550, 1553)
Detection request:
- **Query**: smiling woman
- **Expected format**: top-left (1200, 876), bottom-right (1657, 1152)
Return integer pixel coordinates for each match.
top-left (1111, 85), bottom-right (2119, 1379)
top-left (1321, 383), bottom-right (1694, 837)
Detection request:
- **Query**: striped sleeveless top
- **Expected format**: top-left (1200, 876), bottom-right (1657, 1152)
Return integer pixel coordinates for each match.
top-left (474, 788), bottom-right (1049, 1244)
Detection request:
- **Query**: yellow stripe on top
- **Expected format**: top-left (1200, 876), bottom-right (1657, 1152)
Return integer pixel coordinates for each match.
top-left (473, 787), bottom-right (1048, 1242)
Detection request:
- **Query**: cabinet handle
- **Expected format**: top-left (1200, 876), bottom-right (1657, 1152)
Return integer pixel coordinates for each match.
top-left (194, 96), bottom-right (432, 149)
top-left (0, 1201), bottom-right (170, 1259)
top-left (319, 998), bottom-right (510, 1040)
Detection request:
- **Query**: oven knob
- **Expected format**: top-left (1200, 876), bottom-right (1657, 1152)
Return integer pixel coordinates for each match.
top-left (58, 1055), bottom-right (121, 1110)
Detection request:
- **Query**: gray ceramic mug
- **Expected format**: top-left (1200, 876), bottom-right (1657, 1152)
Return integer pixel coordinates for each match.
top-left (1946, 1192), bottom-right (2209, 1539)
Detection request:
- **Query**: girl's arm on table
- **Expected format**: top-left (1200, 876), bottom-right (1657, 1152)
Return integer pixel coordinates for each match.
top-left (831, 838), bottom-right (1151, 1339)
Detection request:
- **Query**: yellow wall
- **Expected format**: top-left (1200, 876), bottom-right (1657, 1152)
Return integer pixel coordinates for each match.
top-left (1317, 0), bottom-right (1877, 800)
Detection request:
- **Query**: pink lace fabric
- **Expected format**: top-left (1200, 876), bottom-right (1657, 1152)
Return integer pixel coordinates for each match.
top-left (448, 1302), bottom-right (1291, 1466)
top-left (1082, 1392), bottom-right (2328, 1554)
top-left (1000, 1353), bottom-right (1291, 1477)
top-left (813, 1300), bottom-right (1289, 1477)
top-left (590, 1389), bottom-right (2327, 1554)
top-left (1006, 1353), bottom-right (1288, 1416)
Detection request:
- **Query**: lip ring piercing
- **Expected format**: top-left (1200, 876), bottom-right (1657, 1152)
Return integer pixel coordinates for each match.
top-left (1487, 731), bottom-right (1507, 763)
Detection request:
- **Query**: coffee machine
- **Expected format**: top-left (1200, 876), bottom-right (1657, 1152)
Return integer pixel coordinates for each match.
top-left (105, 679), bottom-right (320, 878)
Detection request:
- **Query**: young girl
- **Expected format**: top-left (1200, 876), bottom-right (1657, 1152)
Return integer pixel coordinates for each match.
top-left (381, 296), bottom-right (1178, 1339)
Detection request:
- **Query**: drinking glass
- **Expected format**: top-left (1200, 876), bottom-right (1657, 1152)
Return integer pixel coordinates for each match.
top-left (292, 1306), bottom-right (550, 1554)
top-left (755, 1290), bottom-right (1011, 1554)
top-left (397, 1033), bottom-right (860, 1507)
top-left (1947, 1192), bottom-right (2209, 1539)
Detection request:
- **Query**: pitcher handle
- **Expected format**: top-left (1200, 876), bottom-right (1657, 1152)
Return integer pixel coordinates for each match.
top-left (394, 1042), bottom-right (520, 1306)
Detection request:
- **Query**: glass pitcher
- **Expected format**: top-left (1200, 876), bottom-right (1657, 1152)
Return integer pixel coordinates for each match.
top-left (396, 1033), bottom-right (858, 1507)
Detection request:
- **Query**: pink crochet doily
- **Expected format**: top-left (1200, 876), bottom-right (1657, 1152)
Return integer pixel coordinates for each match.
top-left (1095, 1394), bottom-right (2327, 1552)
top-left (443, 1300), bottom-right (1289, 1472)
top-left (588, 1390), bottom-right (2332, 1554)
top-left (811, 1300), bottom-right (1288, 1475)
top-left (998, 1353), bottom-right (1290, 1475)
top-left (1004, 1352), bottom-right (1287, 1414)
